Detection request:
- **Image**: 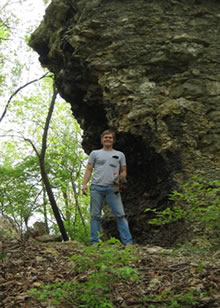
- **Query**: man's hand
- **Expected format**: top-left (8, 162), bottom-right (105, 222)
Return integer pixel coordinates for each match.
top-left (113, 175), bottom-right (127, 193)
top-left (82, 184), bottom-right (88, 195)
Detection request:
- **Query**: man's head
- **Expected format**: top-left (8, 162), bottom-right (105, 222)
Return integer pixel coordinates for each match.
top-left (101, 129), bottom-right (116, 147)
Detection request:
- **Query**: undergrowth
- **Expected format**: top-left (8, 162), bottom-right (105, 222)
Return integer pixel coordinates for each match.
top-left (145, 176), bottom-right (220, 248)
top-left (142, 288), bottom-right (205, 308)
top-left (30, 238), bottom-right (139, 307)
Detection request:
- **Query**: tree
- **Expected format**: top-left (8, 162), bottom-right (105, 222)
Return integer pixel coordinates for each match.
top-left (45, 113), bottom-right (89, 240)
top-left (0, 74), bottom-right (89, 241)
top-left (25, 83), bottom-right (69, 241)
top-left (0, 1), bottom-right (89, 242)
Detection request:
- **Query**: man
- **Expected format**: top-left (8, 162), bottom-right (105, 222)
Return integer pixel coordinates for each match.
top-left (82, 129), bottom-right (133, 245)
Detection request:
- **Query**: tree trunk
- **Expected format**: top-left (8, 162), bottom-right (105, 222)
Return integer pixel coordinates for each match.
top-left (23, 82), bottom-right (69, 241)
top-left (62, 189), bottom-right (72, 231)
top-left (39, 159), bottom-right (69, 241)
top-left (42, 185), bottom-right (49, 234)
top-left (71, 178), bottom-right (88, 239)
top-left (39, 84), bottom-right (69, 241)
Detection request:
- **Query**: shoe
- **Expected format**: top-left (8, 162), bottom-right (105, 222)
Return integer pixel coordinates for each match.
top-left (124, 243), bottom-right (134, 249)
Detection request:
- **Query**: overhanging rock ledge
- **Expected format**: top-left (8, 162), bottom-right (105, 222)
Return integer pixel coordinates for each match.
top-left (29, 0), bottom-right (220, 245)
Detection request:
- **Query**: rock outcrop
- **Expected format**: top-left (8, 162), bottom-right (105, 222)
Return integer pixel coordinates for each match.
top-left (24, 222), bottom-right (49, 239)
top-left (29, 0), bottom-right (220, 245)
top-left (0, 216), bottom-right (20, 240)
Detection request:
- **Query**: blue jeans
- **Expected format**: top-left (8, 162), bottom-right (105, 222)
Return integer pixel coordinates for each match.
top-left (90, 184), bottom-right (133, 245)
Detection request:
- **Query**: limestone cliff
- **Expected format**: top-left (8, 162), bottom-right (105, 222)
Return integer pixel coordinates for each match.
top-left (29, 0), bottom-right (220, 245)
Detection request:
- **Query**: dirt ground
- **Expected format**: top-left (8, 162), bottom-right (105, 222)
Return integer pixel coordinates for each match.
top-left (0, 239), bottom-right (219, 307)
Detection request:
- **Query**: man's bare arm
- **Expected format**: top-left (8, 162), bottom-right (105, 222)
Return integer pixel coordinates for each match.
top-left (120, 165), bottom-right (127, 177)
top-left (82, 163), bottom-right (93, 195)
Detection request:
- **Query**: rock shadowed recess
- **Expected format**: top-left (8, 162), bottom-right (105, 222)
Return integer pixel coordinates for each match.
top-left (29, 0), bottom-right (220, 245)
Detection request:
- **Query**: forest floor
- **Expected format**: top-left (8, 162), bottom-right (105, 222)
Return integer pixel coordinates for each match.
top-left (0, 239), bottom-right (219, 308)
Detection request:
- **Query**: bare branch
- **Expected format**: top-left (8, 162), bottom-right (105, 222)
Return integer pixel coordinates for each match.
top-left (23, 137), bottom-right (40, 158)
top-left (0, 17), bottom-right (11, 29)
top-left (0, 72), bottom-right (52, 123)
top-left (0, 130), bottom-right (40, 158)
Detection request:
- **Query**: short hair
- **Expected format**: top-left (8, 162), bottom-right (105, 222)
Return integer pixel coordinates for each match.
top-left (101, 129), bottom-right (116, 142)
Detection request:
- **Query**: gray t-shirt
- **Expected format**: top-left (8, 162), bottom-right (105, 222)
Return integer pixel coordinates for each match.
top-left (88, 149), bottom-right (126, 186)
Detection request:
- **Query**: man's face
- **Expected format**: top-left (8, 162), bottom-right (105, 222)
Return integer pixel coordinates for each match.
top-left (101, 133), bottom-right (114, 147)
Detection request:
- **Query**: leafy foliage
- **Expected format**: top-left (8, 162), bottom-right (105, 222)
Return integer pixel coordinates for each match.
top-left (0, 155), bottom-right (42, 231)
top-left (0, 75), bottom-right (89, 237)
top-left (0, 12), bottom-right (10, 93)
top-left (146, 176), bottom-right (220, 246)
top-left (143, 288), bottom-right (202, 308)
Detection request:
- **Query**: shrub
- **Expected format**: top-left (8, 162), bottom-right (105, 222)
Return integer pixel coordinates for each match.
top-left (146, 176), bottom-right (220, 245)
